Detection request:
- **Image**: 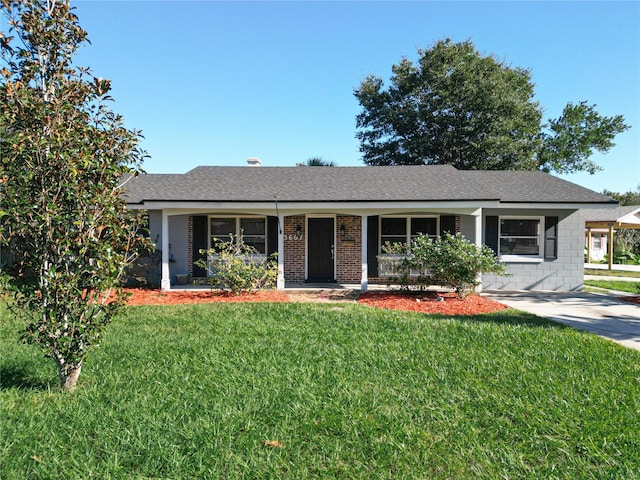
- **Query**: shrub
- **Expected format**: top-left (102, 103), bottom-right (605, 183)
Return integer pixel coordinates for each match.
top-left (195, 236), bottom-right (278, 295)
top-left (122, 250), bottom-right (162, 287)
top-left (378, 242), bottom-right (428, 290)
top-left (380, 233), bottom-right (508, 297)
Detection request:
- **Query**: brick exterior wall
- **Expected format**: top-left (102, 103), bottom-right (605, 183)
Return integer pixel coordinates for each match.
top-left (284, 215), bottom-right (306, 282)
top-left (282, 215), bottom-right (365, 283)
top-left (336, 215), bottom-right (362, 283)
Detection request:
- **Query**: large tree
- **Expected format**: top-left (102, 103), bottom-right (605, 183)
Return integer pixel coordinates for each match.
top-left (0, 0), bottom-right (149, 391)
top-left (355, 39), bottom-right (629, 173)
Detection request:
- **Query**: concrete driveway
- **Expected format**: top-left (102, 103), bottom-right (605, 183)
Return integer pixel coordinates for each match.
top-left (483, 291), bottom-right (640, 352)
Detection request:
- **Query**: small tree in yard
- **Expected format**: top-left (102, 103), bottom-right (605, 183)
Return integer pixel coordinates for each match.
top-left (0, 0), bottom-right (149, 391)
top-left (196, 235), bottom-right (278, 295)
top-left (380, 233), bottom-right (507, 297)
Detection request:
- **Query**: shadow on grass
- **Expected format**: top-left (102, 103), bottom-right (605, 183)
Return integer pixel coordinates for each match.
top-left (456, 309), bottom-right (571, 329)
top-left (0, 362), bottom-right (55, 391)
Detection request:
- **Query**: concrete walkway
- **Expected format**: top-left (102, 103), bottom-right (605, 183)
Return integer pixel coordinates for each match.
top-left (484, 291), bottom-right (640, 352)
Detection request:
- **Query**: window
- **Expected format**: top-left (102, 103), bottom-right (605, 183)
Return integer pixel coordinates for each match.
top-left (381, 217), bottom-right (407, 246)
top-left (411, 217), bottom-right (438, 242)
top-left (380, 216), bottom-right (438, 248)
top-left (378, 216), bottom-right (438, 277)
top-left (593, 234), bottom-right (602, 250)
top-left (499, 217), bottom-right (542, 257)
top-left (209, 217), bottom-right (266, 254)
top-left (240, 218), bottom-right (266, 253)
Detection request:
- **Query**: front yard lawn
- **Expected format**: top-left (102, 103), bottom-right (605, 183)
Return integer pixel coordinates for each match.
top-left (585, 268), bottom-right (640, 279)
top-left (584, 279), bottom-right (640, 293)
top-left (1, 302), bottom-right (639, 479)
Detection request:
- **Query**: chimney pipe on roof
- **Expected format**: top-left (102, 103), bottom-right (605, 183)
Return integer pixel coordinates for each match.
top-left (247, 157), bottom-right (262, 167)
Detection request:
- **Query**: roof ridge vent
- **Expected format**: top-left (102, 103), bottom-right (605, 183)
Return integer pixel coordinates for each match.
top-left (247, 157), bottom-right (262, 167)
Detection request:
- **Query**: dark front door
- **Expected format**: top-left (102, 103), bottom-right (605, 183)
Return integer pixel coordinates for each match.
top-left (308, 218), bottom-right (335, 282)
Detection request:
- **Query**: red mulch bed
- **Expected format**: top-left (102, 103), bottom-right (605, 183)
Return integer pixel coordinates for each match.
top-left (123, 288), bottom-right (290, 306)
top-left (618, 296), bottom-right (640, 305)
top-left (357, 291), bottom-right (509, 315)
top-left (122, 288), bottom-right (508, 315)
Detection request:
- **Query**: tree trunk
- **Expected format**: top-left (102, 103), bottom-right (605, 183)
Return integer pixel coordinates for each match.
top-left (58, 363), bottom-right (82, 392)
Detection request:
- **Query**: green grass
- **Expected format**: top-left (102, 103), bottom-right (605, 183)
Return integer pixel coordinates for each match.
top-left (585, 268), bottom-right (640, 279)
top-left (2, 302), bottom-right (639, 479)
top-left (584, 279), bottom-right (640, 293)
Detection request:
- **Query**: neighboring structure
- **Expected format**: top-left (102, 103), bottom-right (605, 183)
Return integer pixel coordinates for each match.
top-left (580, 206), bottom-right (640, 267)
top-left (122, 165), bottom-right (617, 292)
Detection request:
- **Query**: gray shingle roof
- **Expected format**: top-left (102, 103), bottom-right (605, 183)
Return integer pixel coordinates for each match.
top-left (122, 165), bottom-right (615, 205)
top-left (579, 205), bottom-right (640, 222)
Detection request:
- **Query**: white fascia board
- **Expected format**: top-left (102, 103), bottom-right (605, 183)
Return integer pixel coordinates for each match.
top-left (126, 200), bottom-right (501, 215)
top-left (496, 202), bottom-right (618, 210)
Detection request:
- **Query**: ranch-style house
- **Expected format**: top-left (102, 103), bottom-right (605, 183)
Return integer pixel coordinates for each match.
top-left (122, 163), bottom-right (617, 292)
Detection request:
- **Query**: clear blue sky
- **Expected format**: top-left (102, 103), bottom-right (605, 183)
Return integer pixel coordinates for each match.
top-left (68, 0), bottom-right (638, 194)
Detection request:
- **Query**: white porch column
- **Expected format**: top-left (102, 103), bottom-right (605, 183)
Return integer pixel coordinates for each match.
top-left (161, 210), bottom-right (171, 291)
top-left (277, 214), bottom-right (285, 290)
top-left (360, 215), bottom-right (368, 292)
top-left (474, 209), bottom-right (483, 293)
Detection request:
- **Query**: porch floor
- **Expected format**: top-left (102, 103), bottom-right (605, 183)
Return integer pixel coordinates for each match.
top-left (167, 283), bottom-right (452, 295)
top-left (166, 283), bottom-right (387, 293)
top-left (164, 282), bottom-right (371, 302)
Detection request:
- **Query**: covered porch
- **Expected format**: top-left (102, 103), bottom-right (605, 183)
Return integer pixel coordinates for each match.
top-left (145, 204), bottom-right (486, 292)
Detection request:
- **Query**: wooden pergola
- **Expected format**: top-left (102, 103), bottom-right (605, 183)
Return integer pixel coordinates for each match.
top-left (584, 206), bottom-right (640, 270)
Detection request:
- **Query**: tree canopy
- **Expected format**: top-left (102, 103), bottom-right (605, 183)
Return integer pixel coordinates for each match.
top-left (603, 188), bottom-right (640, 206)
top-left (355, 39), bottom-right (629, 173)
top-left (296, 157), bottom-right (337, 166)
top-left (0, 0), bottom-right (149, 391)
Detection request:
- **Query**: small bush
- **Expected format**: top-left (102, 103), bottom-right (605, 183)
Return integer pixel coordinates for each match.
top-left (380, 233), bottom-right (508, 297)
top-left (378, 242), bottom-right (423, 290)
top-left (122, 250), bottom-right (162, 287)
top-left (195, 236), bottom-right (278, 295)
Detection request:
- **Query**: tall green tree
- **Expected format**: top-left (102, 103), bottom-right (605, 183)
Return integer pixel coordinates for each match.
top-left (355, 39), bottom-right (629, 173)
top-left (602, 188), bottom-right (640, 206)
top-left (0, 0), bottom-right (149, 391)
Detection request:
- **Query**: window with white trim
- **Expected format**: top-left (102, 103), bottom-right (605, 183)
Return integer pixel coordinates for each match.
top-left (378, 216), bottom-right (438, 276)
top-left (380, 216), bottom-right (438, 248)
top-left (593, 234), bottom-right (602, 250)
top-left (209, 217), bottom-right (267, 254)
top-left (499, 217), bottom-right (543, 257)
